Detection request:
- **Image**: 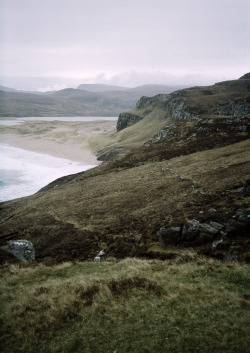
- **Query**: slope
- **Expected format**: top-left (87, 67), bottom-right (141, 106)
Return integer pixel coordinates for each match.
top-left (0, 75), bottom-right (249, 263)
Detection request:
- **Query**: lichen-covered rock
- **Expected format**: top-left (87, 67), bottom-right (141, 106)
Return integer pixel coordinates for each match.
top-left (181, 219), bottom-right (200, 241)
top-left (7, 240), bottom-right (35, 262)
top-left (159, 219), bottom-right (222, 248)
top-left (209, 221), bottom-right (224, 232)
top-left (136, 94), bottom-right (193, 120)
top-left (198, 223), bottom-right (220, 237)
top-left (135, 94), bottom-right (170, 109)
top-left (117, 92), bottom-right (197, 132)
top-left (215, 98), bottom-right (250, 116)
top-left (150, 124), bottom-right (177, 142)
top-left (158, 209), bottom-right (250, 253)
top-left (116, 113), bottom-right (143, 131)
top-left (212, 239), bottom-right (223, 250)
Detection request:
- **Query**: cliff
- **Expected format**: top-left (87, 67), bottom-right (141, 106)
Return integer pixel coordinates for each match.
top-left (116, 75), bottom-right (250, 132)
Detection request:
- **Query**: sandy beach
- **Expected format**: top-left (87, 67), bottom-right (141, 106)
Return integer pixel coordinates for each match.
top-left (0, 119), bottom-right (117, 165)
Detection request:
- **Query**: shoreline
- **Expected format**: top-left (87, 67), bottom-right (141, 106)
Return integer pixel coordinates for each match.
top-left (0, 119), bottom-right (117, 165)
top-left (0, 133), bottom-right (101, 165)
top-left (0, 143), bottom-right (97, 202)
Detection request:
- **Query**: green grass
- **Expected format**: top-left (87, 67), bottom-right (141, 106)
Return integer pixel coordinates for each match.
top-left (1, 257), bottom-right (249, 353)
top-left (89, 107), bottom-right (169, 157)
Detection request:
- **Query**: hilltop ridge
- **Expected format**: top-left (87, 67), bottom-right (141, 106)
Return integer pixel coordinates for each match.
top-left (94, 75), bottom-right (250, 161)
top-left (117, 76), bottom-right (250, 131)
top-left (0, 83), bottom-right (185, 117)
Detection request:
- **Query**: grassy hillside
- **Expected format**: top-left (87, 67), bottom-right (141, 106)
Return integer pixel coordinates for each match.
top-left (1, 257), bottom-right (249, 353)
top-left (0, 76), bottom-right (250, 353)
top-left (0, 76), bottom-right (250, 263)
top-left (89, 77), bottom-right (250, 160)
top-left (0, 137), bottom-right (249, 262)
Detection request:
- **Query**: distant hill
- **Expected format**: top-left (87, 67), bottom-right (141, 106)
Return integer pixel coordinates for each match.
top-left (77, 83), bottom-right (187, 95)
top-left (0, 85), bottom-right (18, 92)
top-left (0, 84), bottom-right (187, 117)
top-left (77, 83), bottom-right (128, 92)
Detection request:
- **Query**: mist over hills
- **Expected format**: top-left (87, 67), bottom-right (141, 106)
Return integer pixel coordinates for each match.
top-left (0, 83), bottom-right (187, 117)
top-left (0, 85), bottom-right (19, 92)
top-left (77, 83), bottom-right (187, 95)
top-left (77, 83), bottom-right (128, 92)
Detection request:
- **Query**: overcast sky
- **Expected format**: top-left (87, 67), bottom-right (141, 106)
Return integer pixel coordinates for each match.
top-left (1, 0), bottom-right (249, 91)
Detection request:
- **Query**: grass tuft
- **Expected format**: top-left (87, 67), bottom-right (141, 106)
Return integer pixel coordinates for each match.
top-left (1, 257), bottom-right (249, 353)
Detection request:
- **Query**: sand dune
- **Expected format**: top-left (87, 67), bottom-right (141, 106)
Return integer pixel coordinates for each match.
top-left (0, 119), bottom-right (117, 164)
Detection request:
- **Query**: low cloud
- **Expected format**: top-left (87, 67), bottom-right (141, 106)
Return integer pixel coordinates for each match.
top-left (36, 83), bottom-right (68, 92)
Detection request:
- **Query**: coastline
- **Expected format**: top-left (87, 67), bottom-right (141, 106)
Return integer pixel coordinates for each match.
top-left (0, 133), bottom-right (100, 165)
top-left (0, 119), bottom-right (117, 165)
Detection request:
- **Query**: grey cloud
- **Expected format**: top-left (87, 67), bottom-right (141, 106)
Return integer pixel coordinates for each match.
top-left (1, 0), bottom-right (249, 90)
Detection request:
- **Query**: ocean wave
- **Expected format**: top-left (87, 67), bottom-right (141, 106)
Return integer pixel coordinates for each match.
top-left (0, 144), bottom-right (96, 202)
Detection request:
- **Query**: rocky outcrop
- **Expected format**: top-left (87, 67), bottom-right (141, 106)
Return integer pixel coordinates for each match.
top-left (7, 240), bottom-right (35, 262)
top-left (116, 113), bottom-right (143, 131)
top-left (158, 208), bottom-right (250, 249)
top-left (117, 93), bottom-right (197, 132)
top-left (116, 74), bottom-right (250, 133)
top-left (143, 116), bottom-right (250, 147)
top-left (215, 98), bottom-right (250, 116)
top-left (159, 219), bottom-right (222, 247)
top-left (149, 124), bottom-right (178, 142)
top-left (136, 94), bottom-right (194, 120)
top-left (135, 94), bottom-right (170, 109)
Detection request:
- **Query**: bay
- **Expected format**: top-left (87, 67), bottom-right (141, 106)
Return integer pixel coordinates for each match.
top-left (0, 144), bottom-right (96, 202)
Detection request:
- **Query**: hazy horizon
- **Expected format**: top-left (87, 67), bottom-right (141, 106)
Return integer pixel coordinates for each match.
top-left (0, 74), bottom-right (222, 92)
top-left (1, 0), bottom-right (249, 91)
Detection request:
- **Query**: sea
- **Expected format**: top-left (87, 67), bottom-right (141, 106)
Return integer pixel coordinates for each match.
top-left (0, 116), bottom-right (117, 202)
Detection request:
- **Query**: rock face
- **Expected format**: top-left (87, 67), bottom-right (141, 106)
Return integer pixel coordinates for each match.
top-left (116, 93), bottom-right (196, 132)
top-left (148, 124), bottom-right (178, 142)
top-left (143, 115), bottom-right (250, 147)
top-left (116, 74), bottom-right (250, 133)
top-left (137, 94), bottom-right (194, 120)
top-left (7, 240), bottom-right (35, 262)
top-left (215, 98), bottom-right (250, 116)
top-left (159, 219), bottom-right (222, 247)
top-left (158, 208), bottom-right (250, 249)
top-left (116, 113), bottom-right (143, 131)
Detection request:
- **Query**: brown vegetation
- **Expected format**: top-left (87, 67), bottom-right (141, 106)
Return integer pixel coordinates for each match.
top-left (0, 257), bottom-right (249, 353)
top-left (0, 76), bottom-right (250, 262)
